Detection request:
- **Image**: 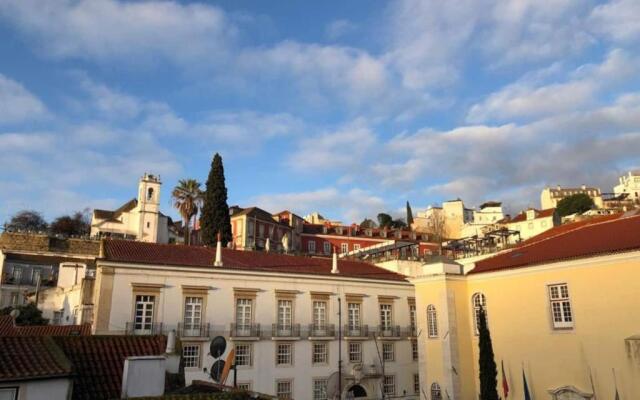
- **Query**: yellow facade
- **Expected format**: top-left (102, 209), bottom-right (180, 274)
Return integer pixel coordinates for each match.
top-left (412, 252), bottom-right (640, 399)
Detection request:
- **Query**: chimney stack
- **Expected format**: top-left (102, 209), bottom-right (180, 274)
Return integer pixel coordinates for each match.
top-left (214, 232), bottom-right (223, 267)
top-left (331, 249), bottom-right (339, 274)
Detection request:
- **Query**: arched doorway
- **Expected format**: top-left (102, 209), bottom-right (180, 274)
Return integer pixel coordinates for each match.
top-left (347, 384), bottom-right (367, 398)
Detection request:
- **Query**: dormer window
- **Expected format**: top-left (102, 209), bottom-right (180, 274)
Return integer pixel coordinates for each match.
top-left (147, 188), bottom-right (154, 201)
top-left (366, 229), bottom-right (372, 237)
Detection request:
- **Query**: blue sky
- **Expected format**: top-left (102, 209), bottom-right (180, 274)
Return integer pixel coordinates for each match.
top-left (1, 0), bottom-right (639, 224)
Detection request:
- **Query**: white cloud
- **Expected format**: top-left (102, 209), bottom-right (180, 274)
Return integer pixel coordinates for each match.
top-left (195, 111), bottom-right (303, 144)
top-left (325, 19), bottom-right (357, 40)
top-left (78, 74), bottom-right (142, 119)
top-left (589, 0), bottom-right (640, 43)
top-left (0, 74), bottom-right (47, 124)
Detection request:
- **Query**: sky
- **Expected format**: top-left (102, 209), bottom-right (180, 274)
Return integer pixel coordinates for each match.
top-left (1, 0), bottom-right (639, 224)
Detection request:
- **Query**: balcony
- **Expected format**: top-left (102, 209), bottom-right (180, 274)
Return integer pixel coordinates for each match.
top-left (177, 322), bottom-right (210, 338)
top-left (308, 324), bottom-right (335, 339)
top-left (272, 323), bottom-right (301, 339)
top-left (230, 323), bottom-right (261, 339)
top-left (407, 325), bottom-right (418, 338)
top-left (125, 322), bottom-right (163, 335)
top-left (376, 325), bottom-right (402, 338)
top-left (343, 324), bottom-right (369, 338)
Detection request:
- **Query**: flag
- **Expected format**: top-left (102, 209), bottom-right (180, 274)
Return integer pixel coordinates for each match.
top-left (613, 368), bottom-right (620, 400)
top-left (615, 388), bottom-right (620, 400)
top-left (588, 367), bottom-right (597, 400)
top-left (501, 360), bottom-right (509, 398)
top-left (522, 369), bottom-right (531, 400)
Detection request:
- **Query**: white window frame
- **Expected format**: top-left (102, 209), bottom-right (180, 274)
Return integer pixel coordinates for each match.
top-left (427, 305), bottom-right (438, 338)
top-left (409, 304), bottom-right (417, 333)
top-left (277, 299), bottom-right (293, 330)
top-left (312, 342), bottom-right (328, 365)
top-left (236, 298), bottom-right (253, 333)
top-left (134, 295), bottom-right (155, 334)
top-left (382, 342), bottom-right (394, 362)
top-left (308, 240), bottom-right (316, 254)
top-left (276, 343), bottom-right (293, 366)
top-left (237, 382), bottom-right (252, 391)
top-left (383, 375), bottom-right (396, 396)
top-left (312, 301), bottom-right (327, 329)
top-left (379, 303), bottom-right (393, 330)
top-left (313, 378), bottom-right (328, 400)
top-left (184, 296), bottom-right (203, 333)
top-left (472, 293), bottom-right (487, 336)
top-left (0, 387), bottom-right (18, 400)
top-left (235, 343), bottom-right (253, 367)
top-left (548, 283), bottom-right (574, 329)
top-left (353, 243), bottom-right (361, 251)
top-left (348, 303), bottom-right (361, 330)
top-left (182, 344), bottom-right (200, 368)
top-left (348, 341), bottom-right (362, 363)
top-left (323, 242), bottom-right (331, 254)
top-left (431, 382), bottom-right (442, 400)
top-left (340, 243), bottom-right (348, 254)
top-left (276, 380), bottom-right (293, 399)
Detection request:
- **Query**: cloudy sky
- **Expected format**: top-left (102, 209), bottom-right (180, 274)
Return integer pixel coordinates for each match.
top-left (1, 0), bottom-right (639, 224)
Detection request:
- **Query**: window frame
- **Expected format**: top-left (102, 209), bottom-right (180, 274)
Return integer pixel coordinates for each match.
top-left (413, 374), bottom-right (420, 394)
top-left (0, 387), bottom-right (18, 400)
top-left (411, 340), bottom-right (418, 361)
top-left (323, 242), bottom-right (331, 254)
top-left (312, 378), bottom-right (328, 400)
top-left (182, 343), bottom-right (201, 368)
top-left (276, 342), bottom-right (294, 366)
top-left (548, 283), bottom-right (574, 329)
top-left (276, 379), bottom-right (293, 400)
top-left (308, 240), bottom-right (316, 254)
top-left (431, 382), bottom-right (442, 400)
top-left (340, 243), bottom-right (348, 254)
top-left (427, 305), bottom-right (438, 338)
top-left (471, 293), bottom-right (487, 336)
top-left (383, 375), bottom-right (396, 396)
top-left (312, 342), bottom-right (329, 365)
top-left (235, 343), bottom-right (253, 367)
top-left (348, 341), bottom-right (362, 363)
top-left (382, 342), bottom-right (395, 362)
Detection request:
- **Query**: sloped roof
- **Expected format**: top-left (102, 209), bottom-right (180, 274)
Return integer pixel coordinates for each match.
top-left (471, 214), bottom-right (640, 274)
top-left (506, 208), bottom-right (556, 223)
top-left (93, 198), bottom-right (138, 222)
top-left (0, 336), bottom-right (72, 382)
top-left (102, 240), bottom-right (408, 282)
top-left (54, 335), bottom-right (166, 400)
top-left (0, 316), bottom-right (91, 337)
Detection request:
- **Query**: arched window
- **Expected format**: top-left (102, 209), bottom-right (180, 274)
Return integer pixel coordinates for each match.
top-left (427, 305), bottom-right (438, 338)
top-left (472, 293), bottom-right (487, 335)
top-left (147, 187), bottom-right (154, 201)
top-left (430, 382), bottom-right (442, 400)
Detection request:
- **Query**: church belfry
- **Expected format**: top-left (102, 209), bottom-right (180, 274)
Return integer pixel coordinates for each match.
top-left (137, 173), bottom-right (162, 242)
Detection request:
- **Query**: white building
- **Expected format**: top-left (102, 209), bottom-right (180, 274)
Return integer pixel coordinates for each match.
top-left (613, 170), bottom-right (640, 204)
top-left (90, 173), bottom-right (179, 244)
top-left (414, 200), bottom-right (504, 239)
top-left (540, 185), bottom-right (603, 210)
top-left (83, 240), bottom-right (420, 400)
top-left (502, 208), bottom-right (559, 242)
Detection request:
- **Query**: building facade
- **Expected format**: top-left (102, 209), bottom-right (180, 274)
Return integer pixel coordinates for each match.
top-left (540, 185), bottom-right (603, 210)
top-left (501, 208), bottom-right (559, 242)
top-left (411, 213), bottom-right (640, 400)
top-left (85, 240), bottom-right (420, 400)
top-left (413, 200), bottom-right (505, 240)
top-left (613, 170), bottom-right (640, 204)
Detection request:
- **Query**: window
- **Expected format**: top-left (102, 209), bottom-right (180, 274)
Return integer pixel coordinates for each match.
top-left (276, 343), bottom-right (293, 365)
top-left (12, 268), bottom-right (22, 283)
top-left (549, 283), bottom-right (574, 329)
top-left (134, 295), bottom-right (155, 333)
top-left (312, 342), bottom-right (328, 364)
top-left (348, 303), bottom-right (361, 330)
top-left (235, 344), bottom-right (252, 366)
top-left (379, 304), bottom-right (392, 330)
top-left (182, 344), bottom-right (200, 368)
top-left (414, 374), bottom-right (420, 394)
top-left (147, 188), bottom-right (154, 201)
top-left (236, 298), bottom-right (253, 329)
top-left (32, 269), bottom-right (41, 285)
top-left (237, 383), bottom-right (252, 391)
top-left (313, 378), bottom-right (328, 400)
top-left (409, 303), bottom-right (417, 334)
top-left (411, 340), bottom-right (418, 361)
top-left (354, 244), bottom-right (361, 251)
top-left (323, 242), bottom-right (331, 254)
top-left (146, 221), bottom-right (150, 228)
top-left (308, 240), bottom-right (316, 254)
top-left (276, 380), bottom-right (292, 399)
top-left (472, 293), bottom-right (487, 335)
top-left (259, 224), bottom-right (264, 238)
top-left (431, 382), bottom-right (442, 400)
top-left (53, 310), bottom-right (63, 325)
top-left (0, 387), bottom-right (18, 400)
top-left (427, 305), bottom-right (438, 338)
top-left (382, 342), bottom-right (394, 362)
top-left (278, 300), bottom-right (293, 329)
top-left (312, 301), bottom-right (327, 329)
top-left (383, 375), bottom-right (396, 396)
top-left (348, 342), bottom-right (362, 363)
top-left (184, 296), bottom-right (203, 331)
top-left (340, 243), bottom-right (348, 254)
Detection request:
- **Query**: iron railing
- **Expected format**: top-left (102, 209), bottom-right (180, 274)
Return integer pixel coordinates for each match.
top-left (272, 323), bottom-right (301, 338)
top-left (230, 323), bottom-right (261, 338)
top-left (177, 322), bottom-right (210, 338)
top-left (343, 324), bottom-right (369, 338)
top-left (377, 325), bottom-right (402, 338)
top-left (308, 323), bottom-right (335, 338)
top-left (125, 322), bottom-right (163, 335)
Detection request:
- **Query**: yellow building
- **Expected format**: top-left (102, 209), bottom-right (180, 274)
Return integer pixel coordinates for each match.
top-left (540, 185), bottom-right (603, 210)
top-left (411, 213), bottom-right (640, 400)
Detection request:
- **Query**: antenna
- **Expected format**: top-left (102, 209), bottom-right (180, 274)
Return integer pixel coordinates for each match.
top-left (209, 336), bottom-right (227, 383)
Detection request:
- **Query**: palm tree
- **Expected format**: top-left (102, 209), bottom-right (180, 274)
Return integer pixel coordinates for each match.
top-left (171, 179), bottom-right (203, 245)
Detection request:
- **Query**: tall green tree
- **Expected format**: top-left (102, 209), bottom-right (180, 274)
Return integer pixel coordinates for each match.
top-left (377, 213), bottom-right (393, 228)
top-left (406, 201), bottom-right (414, 228)
top-left (478, 306), bottom-right (499, 400)
top-left (359, 218), bottom-right (377, 228)
top-left (556, 193), bottom-right (595, 217)
top-left (200, 153), bottom-right (232, 247)
top-left (172, 179), bottom-right (203, 245)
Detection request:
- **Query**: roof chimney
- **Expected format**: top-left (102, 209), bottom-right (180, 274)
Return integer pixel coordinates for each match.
top-left (214, 232), bottom-right (223, 267)
top-left (331, 249), bottom-right (339, 274)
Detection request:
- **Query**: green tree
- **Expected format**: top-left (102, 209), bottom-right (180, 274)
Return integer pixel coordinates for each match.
top-left (391, 218), bottom-right (407, 229)
top-left (4, 210), bottom-right (47, 232)
top-left (172, 179), bottom-right (203, 245)
top-left (359, 218), bottom-right (377, 228)
top-left (478, 306), bottom-right (499, 400)
top-left (50, 209), bottom-right (91, 237)
top-left (556, 193), bottom-right (595, 217)
top-left (377, 213), bottom-right (393, 228)
top-left (406, 201), bottom-right (414, 228)
top-left (200, 153), bottom-right (232, 247)
top-left (0, 303), bottom-right (49, 325)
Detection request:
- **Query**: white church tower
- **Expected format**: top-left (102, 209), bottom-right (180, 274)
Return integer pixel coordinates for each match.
top-left (137, 173), bottom-right (162, 243)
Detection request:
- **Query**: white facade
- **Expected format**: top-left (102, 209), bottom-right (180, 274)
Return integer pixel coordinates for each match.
top-left (91, 173), bottom-right (173, 243)
top-left (93, 257), bottom-right (419, 400)
top-left (0, 378), bottom-right (72, 400)
top-left (503, 208), bottom-right (558, 242)
top-left (414, 200), bottom-right (504, 239)
top-left (613, 170), bottom-right (640, 203)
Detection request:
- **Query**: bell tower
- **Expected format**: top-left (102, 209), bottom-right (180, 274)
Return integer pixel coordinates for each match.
top-left (137, 173), bottom-right (161, 242)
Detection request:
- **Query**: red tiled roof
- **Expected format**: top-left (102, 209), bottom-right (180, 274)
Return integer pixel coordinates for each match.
top-left (103, 240), bottom-right (408, 282)
top-left (0, 336), bottom-right (72, 382)
top-left (54, 335), bottom-right (166, 400)
top-left (506, 208), bottom-right (556, 223)
top-left (0, 315), bottom-right (91, 337)
top-left (520, 213), bottom-right (621, 246)
top-left (471, 214), bottom-right (640, 274)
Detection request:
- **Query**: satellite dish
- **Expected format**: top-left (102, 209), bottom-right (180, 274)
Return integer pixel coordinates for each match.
top-left (210, 359), bottom-right (226, 382)
top-left (326, 372), bottom-right (342, 399)
top-left (9, 309), bottom-right (20, 319)
top-left (210, 336), bottom-right (227, 358)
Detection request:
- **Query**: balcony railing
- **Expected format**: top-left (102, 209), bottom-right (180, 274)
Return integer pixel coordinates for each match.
top-left (343, 324), bottom-right (369, 338)
top-left (377, 325), bottom-right (402, 338)
top-left (272, 323), bottom-right (301, 338)
top-left (408, 325), bottom-right (418, 337)
top-left (177, 322), bottom-right (210, 338)
top-left (125, 322), bottom-right (163, 335)
top-left (230, 323), bottom-right (261, 338)
top-left (308, 323), bottom-right (335, 338)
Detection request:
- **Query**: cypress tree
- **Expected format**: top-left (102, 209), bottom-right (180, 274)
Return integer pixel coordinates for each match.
top-left (406, 201), bottom-right (414, 228)
top-left (478, 306), bottom-right (499, 400)
top-left (200, 153), bottom-right (232, 247)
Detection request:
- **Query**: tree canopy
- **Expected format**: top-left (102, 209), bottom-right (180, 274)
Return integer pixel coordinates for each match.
top-left (0, 303), bottom-right (49, 326)
top-left (377, 213), bottom-right (406, 229)
top-left (359, 218), bottom-right (377, 228)
top-left (172, 179), bottom-right (203, 245)
top-left (200, 153), bottom-right (232, 247)
top-left (50, 210), bottom-right (91, 237)
top-left (556, 193), bottom-right (595, 217)
top-left (4, 210), bottom-right (48, 232)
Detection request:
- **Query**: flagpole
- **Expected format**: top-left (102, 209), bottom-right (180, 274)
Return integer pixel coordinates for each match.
top-left (588, 366), bottom-right (597, 400)
top-left (612, 368), bottom-right (620, 400)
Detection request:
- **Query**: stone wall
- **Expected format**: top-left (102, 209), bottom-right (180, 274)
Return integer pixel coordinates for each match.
top-left (0, 232), bottom-right (100, 256)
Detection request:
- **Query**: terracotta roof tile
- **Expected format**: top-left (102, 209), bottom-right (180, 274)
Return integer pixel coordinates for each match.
top-left (506, 208), bottom-right (556, 223)
top-left (0, 316), bottom-right (91, 337)
top-left (471, 214), bottom-right (640, 274)
top-left (103, 240), bottom-right (408, 282)
top-left (0, 336), bottom-right (72, 382)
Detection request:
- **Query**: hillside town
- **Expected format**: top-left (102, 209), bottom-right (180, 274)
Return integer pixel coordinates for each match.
top-left (1, 156), bottom-right (639, 400)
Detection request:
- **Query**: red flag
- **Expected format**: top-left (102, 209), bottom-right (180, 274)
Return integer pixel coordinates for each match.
top-left (501, 360), bottom-right (509, 398)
